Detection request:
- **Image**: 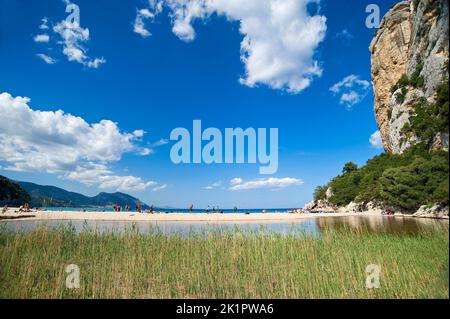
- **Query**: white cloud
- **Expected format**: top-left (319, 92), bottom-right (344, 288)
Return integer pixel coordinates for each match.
top-left (152, 184), bottom-right (168, 191)
top-left (330, 74), bottom-right (370, 109)
top-left (369, 130), bottom-right (384, 150)
top-left (203, 181), bottom-right (222, 190)
top-left (86, 57), bottom-right (106, 69)
top-left (229, 177), bottom-right (303, 191)
top-left (0, 92), bottom-right (157, 192)
top-left (39, 17), bottom-right (49, 30)
top-left (150, 138), bottom-right (169, 147)
top-left (35, 2), bottom-right (105, 68)
top-left (230, 177), bottom-right (243, 185)
top-left (52, 19), bottom-right (105, 68)
top-left (36, 53), bottom-right (56, 64)
top-left (138, 0), bottom-right (327, 93)
top-left (65, 164), bottom-right (157, 191)
top-left (340, 91), bottom-right (361, 105)
top-left (133, 7), bottom-right (161, 37)
top-left (34, 34), bottom-right (50, 43)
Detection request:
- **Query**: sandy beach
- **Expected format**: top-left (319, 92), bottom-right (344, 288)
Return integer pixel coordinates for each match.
top-left (0, 208), bottom-right (386, 223)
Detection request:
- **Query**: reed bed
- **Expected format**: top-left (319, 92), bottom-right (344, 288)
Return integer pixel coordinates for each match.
top-left (0, 224), bottom-right (448, 298)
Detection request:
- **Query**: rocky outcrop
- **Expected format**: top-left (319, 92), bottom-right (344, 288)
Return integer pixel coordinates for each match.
top-left (370, 0), bottom-right (449, 153)
top-left (413, 204), bottom-right (449, 219)
top-left (303, 199), bottom-right (336, 212)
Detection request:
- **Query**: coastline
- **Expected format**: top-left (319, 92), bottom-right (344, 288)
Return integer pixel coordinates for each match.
top-left (1, 207), bottom-right (447, 223)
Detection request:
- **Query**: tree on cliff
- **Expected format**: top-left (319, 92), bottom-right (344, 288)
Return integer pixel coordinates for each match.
top-left (342, 162), bottom-right (358, 174)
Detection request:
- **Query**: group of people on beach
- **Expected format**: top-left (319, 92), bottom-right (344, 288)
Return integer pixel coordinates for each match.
top-left (113, 204), bottom-right (146, 213)
top-left (1, 203), bottom-right (32, 214)
top-left (113, 203), bottom-right (153, 214)
top-left (204, 205), bottom-right (224, 214)
top-left (110, 204), bottom-right (239, 214)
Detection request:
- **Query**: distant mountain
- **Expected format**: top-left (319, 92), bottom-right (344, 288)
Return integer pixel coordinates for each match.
top-left (0, 175), bottom-right (31, 206)
top-left (16, 179), bottom-right (149, 209)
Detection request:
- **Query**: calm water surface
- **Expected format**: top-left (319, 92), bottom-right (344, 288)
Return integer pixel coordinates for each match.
top-left (1, 215), bottom-right (447, 236)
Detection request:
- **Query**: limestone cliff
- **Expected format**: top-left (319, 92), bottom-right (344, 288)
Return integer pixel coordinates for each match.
top-left (370, 0), bottom-right (449, 153)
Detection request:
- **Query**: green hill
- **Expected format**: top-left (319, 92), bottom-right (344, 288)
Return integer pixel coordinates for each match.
top-left (0, 175), bottom-right (31, 206)
top-left (0, 175), bottom-right (149, 208)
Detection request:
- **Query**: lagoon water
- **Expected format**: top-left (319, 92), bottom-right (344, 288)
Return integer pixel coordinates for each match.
top-left (1, 215), bottom-right (447, 236)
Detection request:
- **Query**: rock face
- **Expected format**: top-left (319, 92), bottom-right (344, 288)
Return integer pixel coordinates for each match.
top-left (370, 0), bottom-right (449, 153)
top-left (413, 204), bottom-right (449, 219)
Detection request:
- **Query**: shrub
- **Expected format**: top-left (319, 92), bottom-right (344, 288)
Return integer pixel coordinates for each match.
top-left (313, 185), bottom-right (327, 201)
top-left (379, 152), bottom-right (449, 210)
top-left (327, 171), bottom-right (362, 206)
top-left (391, 74), bottom-right (410, 93)
top-left (409, 58), bottom-right (425, 88)
top-left (342, 162), bottom-right (358, 174)
top-left (316, 147), bottom-right (448, 212)
top-left (402, 80), bottom-right (449, 148)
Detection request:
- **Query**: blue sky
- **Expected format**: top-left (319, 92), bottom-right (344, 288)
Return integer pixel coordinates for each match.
top-left (0, 0), bottom-right (398, 208)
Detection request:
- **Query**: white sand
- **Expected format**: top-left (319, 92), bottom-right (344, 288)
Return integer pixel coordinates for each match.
top-left (0, 208), bottom-right (384, 223)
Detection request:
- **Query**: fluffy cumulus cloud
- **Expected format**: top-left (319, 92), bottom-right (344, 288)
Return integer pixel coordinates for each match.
top-left (65, 164), bottom-right (157, 191)
top-left (0, 92), bottom-right (161, 192)
top-left (34, 1), bottom-right (105, 68)
top-left (330, 74), bottom-right (371, 109)
top-left (369, 130), bottom-right (384, 150)
top-left (136, 0), bottom-right (327, 93)
top-left (229, 177), bottom-right (303, 191)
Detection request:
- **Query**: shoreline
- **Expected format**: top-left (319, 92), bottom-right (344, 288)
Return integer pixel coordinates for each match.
top-left (1, 208), bottom-right (447, 223)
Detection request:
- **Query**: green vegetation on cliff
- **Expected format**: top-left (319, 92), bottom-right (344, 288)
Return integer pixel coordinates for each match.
top-left (315, 77), bottom-right (449, 212)
top-left (401, 81), bottom-right (449, 148)
top-left (314, 147), bottom-right (449, 212)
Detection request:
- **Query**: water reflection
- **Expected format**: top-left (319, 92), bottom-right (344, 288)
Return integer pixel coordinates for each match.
top-left (316, 215), bottom-right (447, 234)
top-left (1, 215), bottom-right (447, 236)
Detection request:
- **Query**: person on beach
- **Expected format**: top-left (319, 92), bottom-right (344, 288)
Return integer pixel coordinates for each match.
top-left (2, 205), bottom-right (7, 214)
top-left (189, 204), bottom-right (194, 212)
top-left (18, 203), bottom-right (30, 213)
